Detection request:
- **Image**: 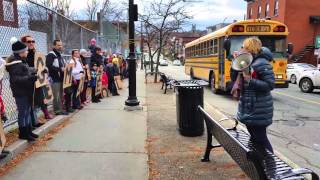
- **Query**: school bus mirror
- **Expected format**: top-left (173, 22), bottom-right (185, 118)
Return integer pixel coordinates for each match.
top-left (287, 43), bottom-right (294, 55)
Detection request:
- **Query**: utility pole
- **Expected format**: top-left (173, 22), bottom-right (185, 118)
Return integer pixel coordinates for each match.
top-left (125, 0), bottom-right (140, 109)
top-left (140, 20), bottom-right (144, 70)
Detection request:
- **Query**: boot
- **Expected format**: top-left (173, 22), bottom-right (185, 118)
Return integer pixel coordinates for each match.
top-left (19, 127), bottom-right (35, 142)
top-left (43, 108), bottom-right (53, 120)
top-left (28, 126), bottom-right (39, 138)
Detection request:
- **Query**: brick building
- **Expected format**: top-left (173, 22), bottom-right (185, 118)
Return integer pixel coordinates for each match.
top-left (0, 0), bottom-right (18, 28)
top-left (245, 0), bottom-right (320, 64)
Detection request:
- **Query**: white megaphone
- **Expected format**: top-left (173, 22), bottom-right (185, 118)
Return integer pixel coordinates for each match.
top-left (231, 52), bottom-right (253, 74)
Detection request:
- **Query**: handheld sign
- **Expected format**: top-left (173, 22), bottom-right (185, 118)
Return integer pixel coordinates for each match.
top-left (95, 69), bottom-right (103, 96)
top-left (63, 64), bottom-right (73, 89)
top-left (76, 74), bottom-right (85, 97)
top-left (34, 53), bottom-right (48, 88)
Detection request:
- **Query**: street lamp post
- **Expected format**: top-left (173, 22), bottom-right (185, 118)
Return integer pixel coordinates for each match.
top-left (125, 0), bottom-right (140, 108)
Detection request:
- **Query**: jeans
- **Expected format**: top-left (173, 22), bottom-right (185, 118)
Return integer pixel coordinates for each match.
top-left (30, 106), bottom-right (39, 126)
top-left (246, 125), bottom-right (274, 153)
top-left (91, 86), bottom-right (97, 101)
top-left (72, 80), bottom-right (81, 108)
top-left (52, 82), bottom-right (63, 113)
top-left (15, 97), bottom-right (31, 128)
top-left (64, 87), bottom-right (73, 110)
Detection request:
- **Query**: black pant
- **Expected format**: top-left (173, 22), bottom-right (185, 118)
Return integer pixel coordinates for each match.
top-left (72, 80), bottom-right (80, 108)
top-left (91, 86), bottom-right (98, 101)
top-left (64, 87), bottom-right (73, 110)
top-left (246, 125), bottom-right (274, 153)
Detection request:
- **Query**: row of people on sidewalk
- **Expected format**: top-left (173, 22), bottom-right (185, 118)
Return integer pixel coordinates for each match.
top-left (1, 36), bottom-right (125, 145)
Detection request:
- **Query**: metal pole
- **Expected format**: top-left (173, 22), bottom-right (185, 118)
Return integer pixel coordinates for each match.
top-left (140, 21), bottom-right (144, 70)
top-left (125, 0), bottom-right (140, 107)
top-left (52, 13), bottom-right (57, 41)
top-left (80, 28), bottom-right (84, 49)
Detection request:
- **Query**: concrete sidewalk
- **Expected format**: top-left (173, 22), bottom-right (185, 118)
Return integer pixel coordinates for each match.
top-left (2, 72), bottom-right (148, 180)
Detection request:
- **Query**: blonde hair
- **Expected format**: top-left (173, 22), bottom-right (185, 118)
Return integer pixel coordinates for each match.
top-left (243, 37), bottom-right (262, 54)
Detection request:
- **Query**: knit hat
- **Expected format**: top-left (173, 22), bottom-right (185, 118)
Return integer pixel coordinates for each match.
top-left (10, 37), bottom-right (28, 54)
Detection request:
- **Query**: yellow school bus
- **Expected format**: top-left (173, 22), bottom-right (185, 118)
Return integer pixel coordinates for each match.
top-left (184, 19), bottom-right (290, 93)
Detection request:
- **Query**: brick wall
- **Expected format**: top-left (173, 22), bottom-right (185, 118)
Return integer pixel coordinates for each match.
top-left (246, 0), bottom-right (320, 64)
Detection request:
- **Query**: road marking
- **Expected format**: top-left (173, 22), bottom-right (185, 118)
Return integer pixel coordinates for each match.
top-left (273, 91), bottom-right (320, 106)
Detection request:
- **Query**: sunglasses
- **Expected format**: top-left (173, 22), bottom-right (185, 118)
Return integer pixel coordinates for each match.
top-left (27, 40), bottom-right (35, 43)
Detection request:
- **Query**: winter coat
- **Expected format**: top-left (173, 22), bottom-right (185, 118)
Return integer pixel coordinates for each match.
top-left (5, 55), bottom-right (36, 102)
top-left (46, 49), bottom-right (65, 83)
top-left (90, 70), bottom-right (97, 87)
top-left (90, 53), bottom-right (103, 67)
top-left (236, 47), bottom-right (275, 127)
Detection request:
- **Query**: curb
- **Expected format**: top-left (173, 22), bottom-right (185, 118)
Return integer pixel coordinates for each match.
top-left (0, 113), bottom-right (73, 167)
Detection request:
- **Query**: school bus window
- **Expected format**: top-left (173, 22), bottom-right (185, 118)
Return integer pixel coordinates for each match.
top-left (209, 40), bottom-right (214, 55)
top-left (204, 42), bottom-right (208, 56)
top-left (213, 39), bottom-right (218, 54)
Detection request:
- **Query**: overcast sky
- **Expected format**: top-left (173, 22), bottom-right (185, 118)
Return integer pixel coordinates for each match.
top-left (69, 0), bottom-right (246, 30)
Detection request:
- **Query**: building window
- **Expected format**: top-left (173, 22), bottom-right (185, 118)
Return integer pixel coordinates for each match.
top-left (257, 6), bottom-right (262, 18)
top-left (265, 3), bottom-right (270, 17)
top-left (274, 0), bottom-right (279, 16)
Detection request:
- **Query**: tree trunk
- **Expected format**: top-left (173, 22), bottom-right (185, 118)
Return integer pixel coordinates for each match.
top-left (154, 35), bottom-right (163, 83)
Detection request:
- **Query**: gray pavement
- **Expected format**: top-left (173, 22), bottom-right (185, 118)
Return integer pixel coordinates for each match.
top-left (2, 71), bottom-right (148, 180)
top-left (159, 64), bottom-right (320, 175)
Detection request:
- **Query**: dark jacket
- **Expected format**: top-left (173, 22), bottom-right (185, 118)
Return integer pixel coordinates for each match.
top-left (46, 49), bottom-right (65, 82)
top-left (90, 70), bottom-right (97, 87)
top-left (236, 47), bottom-right (275, 126)
top-left (6, 55), bottom-right (36, 102)
top-left (90, 53), bottom-right (103, 67)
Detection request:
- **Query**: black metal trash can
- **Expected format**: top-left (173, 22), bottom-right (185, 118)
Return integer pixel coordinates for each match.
top-left (175, 82), bottom-right (204, 137)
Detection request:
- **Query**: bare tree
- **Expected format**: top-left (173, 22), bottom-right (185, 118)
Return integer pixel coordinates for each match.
top-left (85, 0), bottom-right (99, 21)
top-left (140, 0), bottom-right (190, 82)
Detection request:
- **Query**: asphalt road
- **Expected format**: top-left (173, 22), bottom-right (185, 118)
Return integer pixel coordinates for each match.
top-left (158, 64), bottom-right (320, 174)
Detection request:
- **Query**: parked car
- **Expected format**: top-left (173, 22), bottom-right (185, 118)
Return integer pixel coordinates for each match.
top-left (287, 63), bottom-right (317, 84)
top-left (173, 60), bottom-right (181, 66)
top-left (297, 68), bottom-right (320, 93)
top-left (159, 59), bottom-right (169, 66)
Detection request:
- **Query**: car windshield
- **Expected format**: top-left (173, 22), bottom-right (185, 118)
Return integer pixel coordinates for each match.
top-left (230, 36), bottom-right (287, 59)
top-left (297, 64), bottom-right (316, 69)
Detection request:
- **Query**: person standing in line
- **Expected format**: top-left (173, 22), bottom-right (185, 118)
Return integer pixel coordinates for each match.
top-left (21, 35), bottom-right (52, 126)
top-left (70, 49), bottom-right (84, 110)
top-left (232, 37), bottom-right (275, 153)
top-left (79, 49), bottom-right (90, 105)
top-left (6, 37), bottom-right (38, 141)
top-left (106, 59), bottom-right (119, 96)
top-left (89, 63), bottom-right (100, 103)
top-left (46, 40), bottom-right (68, 115)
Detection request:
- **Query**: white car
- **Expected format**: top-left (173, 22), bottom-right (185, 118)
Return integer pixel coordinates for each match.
top-left (297, 68), bottom-right (320, 93)
top-left (159, 59), bottom-right (168, 66)
top-left (173, 60), bottom-right (181, 66)
top-left (287, 63), bottom-right (317, 84)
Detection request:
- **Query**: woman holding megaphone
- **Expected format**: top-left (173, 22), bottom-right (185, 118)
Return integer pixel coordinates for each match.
top-left (231, 37), bottom-right (275, 153)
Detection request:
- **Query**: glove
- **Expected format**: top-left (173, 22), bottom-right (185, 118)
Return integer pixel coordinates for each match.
top-left (42, 69), bottom-right (48, 74)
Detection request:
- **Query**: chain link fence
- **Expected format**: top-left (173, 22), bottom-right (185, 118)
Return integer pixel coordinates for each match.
top-left (0, 0), bottom-right (99, 129)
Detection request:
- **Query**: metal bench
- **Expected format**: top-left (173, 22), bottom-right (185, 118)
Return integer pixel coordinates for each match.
top-left (159, 73), bottom-right (176, 94)
top-left (198, 106), bottom-right (319, 180)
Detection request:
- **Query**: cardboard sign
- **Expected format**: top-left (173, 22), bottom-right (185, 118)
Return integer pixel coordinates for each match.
top-left (95, 69), bottom-right (103, 96)
top-left (63, 64), bottom-right (73, 89)
top-left (34, 53), bottom-right (48, 88)
top-left (76, 75), bottom-right (85, 97)
top-left (43, 83), bottom-right (54, 104)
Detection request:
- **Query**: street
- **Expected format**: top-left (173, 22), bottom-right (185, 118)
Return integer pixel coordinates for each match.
top-left (158, 64), bottom-right (320, 174)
